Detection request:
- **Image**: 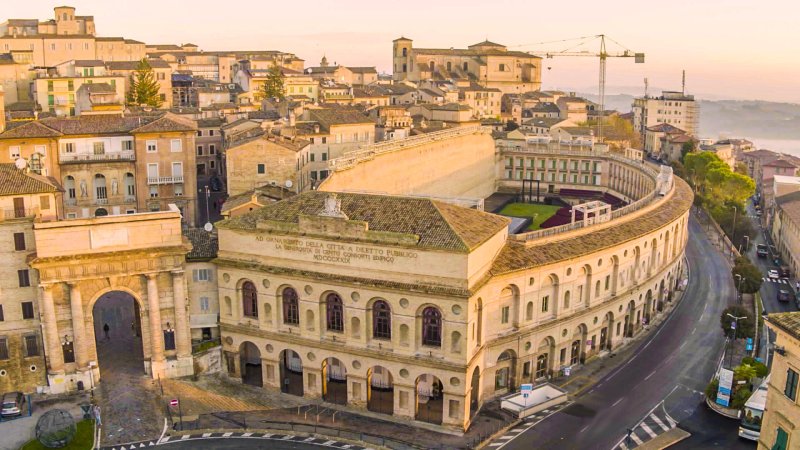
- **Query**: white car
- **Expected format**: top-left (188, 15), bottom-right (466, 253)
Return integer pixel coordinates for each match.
top-left (768, 269), bottom-right (780, 279)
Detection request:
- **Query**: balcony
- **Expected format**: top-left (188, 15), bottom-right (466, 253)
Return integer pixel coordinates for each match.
top-left (0, 208), bottom-right (38, 221)
top-left (60, 151), bottom-right (135, 164)
top-left (94, 198), bottom-right (109, 205)
top-left (65, 198), bottom-right (77, 206)
top-left (147, 176), bottom-right (183, 185)
top-left (124, 196), bottom-right (136, 204)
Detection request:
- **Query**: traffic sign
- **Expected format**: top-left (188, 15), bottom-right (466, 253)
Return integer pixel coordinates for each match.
top-left (731, 320), bottom-right (737, 330)
top-left (520, 383), bottom-right (533, 392)
top-left (170, 399), bottom-right (179, 407)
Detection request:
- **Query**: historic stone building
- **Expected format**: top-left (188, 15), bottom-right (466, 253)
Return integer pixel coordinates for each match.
top-left (760, 313), bottom-right (800, 450)
top-left (215, 128), bottom-right (691, 430)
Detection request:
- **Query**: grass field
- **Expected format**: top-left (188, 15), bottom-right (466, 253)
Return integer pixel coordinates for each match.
top-left (21, 419), bottom-right (94, 450)
top-left (498, 203), bottom-right (561, 230)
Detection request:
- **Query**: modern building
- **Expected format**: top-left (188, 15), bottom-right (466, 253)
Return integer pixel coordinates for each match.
top-left (632, 91), bottom-right (699, 140)
top-left (392, 38), bottom-right (542, 94)
top-left (760, 312), bottom-right (800, 450)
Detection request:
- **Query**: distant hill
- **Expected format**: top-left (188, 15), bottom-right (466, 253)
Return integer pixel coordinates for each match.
top-left (578, 93), bottom-right (800, 141)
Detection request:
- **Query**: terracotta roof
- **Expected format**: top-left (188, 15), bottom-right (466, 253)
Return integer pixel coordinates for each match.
top-left (766, 312), bottom-right (800, 342)
top-left (131, 114), bottom-right (197, 133)
top-left (221, 191), bottom-right (509, 252)
top-left (308, 109), bottom-right (375, 128)
top-left (184, 228), bottom-right (218, 260)
top-left (1, 113), bottom-right (195, 138)
top-left (348, 67), bottom-right (378, 74)
top-left (221, 185), bottom-right (293, 213)
top-left (0, 121), bottom-right (63, 139)
top-left (646, 123), bottom-right (685, 134)
top-left (765, 158), bottom-right (799, 169)
top-left (106, 59), bottom-right (171, 70)
top-left (776, 191), bottom-right (800, 226)
top-left (196, 118), bottom-right (224, 128)
top-left (489, 178), bottom-right (693, 275)
top-left (0, 163), bottom-right (62, 196)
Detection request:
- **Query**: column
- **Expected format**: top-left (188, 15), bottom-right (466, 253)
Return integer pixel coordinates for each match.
top-left (146, 273), bottom-right (165, 365)
top-left (40, 283), bottom-right (64, 374)
top-left (171, 271), bottom-right (191, 358)
top-left (68, 283), bottom-right (89, 368)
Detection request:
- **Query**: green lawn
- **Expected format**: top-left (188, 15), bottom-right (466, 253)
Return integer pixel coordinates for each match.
top-left (21, 419), bottom-right (94, 450)
top-left (498, 203), bottom-right (562, 230)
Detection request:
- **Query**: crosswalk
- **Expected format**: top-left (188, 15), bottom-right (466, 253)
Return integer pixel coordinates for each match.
top-left (615, 405), bottom-right (677, 449)
top-left (486, 402), bottom-right (571, 448)
top-left (762, 277), bottom-right (793, 285)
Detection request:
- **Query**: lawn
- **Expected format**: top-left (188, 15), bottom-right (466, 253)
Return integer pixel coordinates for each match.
top-left (498, 203), bottom-right (562, 230)
top-left (21, 419), bottom-right (94, 450)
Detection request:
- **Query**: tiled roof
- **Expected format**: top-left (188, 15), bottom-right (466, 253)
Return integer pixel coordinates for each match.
top-left (308, 109), bottom-right (375, 128)
top-left (184, 228), bottom-right (218, 260)
top-left (78, 82), bottom-right (116, 94)
top-left (557, 126), bottom-right (595, 136)
top-left (348, 67), bottom-right (378, 74)
top-left (489, 178), bottom-right (693, 275)
top-left (776, 191), bottom-right (800, 226)
top-left (196, 118), bottom-right (224, 128)
top-left (0, 163), bottom-right (62, 196)
top-left (221, 191), bottom-right (509, 252)
top-left (765, 158), bottom-right (799, 169)
top-left (131, 114), bottom-right (197, 133)
top-left (529, 102), bottom-right (560, 113)
top-left (647, 123), bottom-right (685, 134)
top-left (221, 185), bottom-right (293, 213)
top-left (106, 59), bottom-right (171, 70)
top-left (1, 113), bottom-right (196, 138)
top-left (414, 47), bottom-right (538, 59)
top-left (766, 312), bottom-right (800, 342)
top-left (384, 83), bottom-right (416, 95)
top-left (0, 121), bottom-right (63, 139)
top-left (73, 60), bottom-right (105, 67)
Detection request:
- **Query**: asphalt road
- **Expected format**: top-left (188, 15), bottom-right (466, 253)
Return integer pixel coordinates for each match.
top-left (498, 216), bottom-right (752, 450)
top-left (157, 438), bottom-right (342, 450)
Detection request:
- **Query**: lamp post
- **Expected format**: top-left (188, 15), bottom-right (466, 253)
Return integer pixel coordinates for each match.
top-left (726, 313), bottom-right (747, 368)
top-left (740, 235), bottom-right (750, 254)
top-left (204, 185), bottom-right (211, 228)
top-left (734, 274), bottom-right (743, 303)
top-left (731, 205), bottom-right (738, 259)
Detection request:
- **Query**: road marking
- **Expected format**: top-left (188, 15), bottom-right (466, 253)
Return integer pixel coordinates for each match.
top-left (180, 435), bottom-right (190, 440)
top-left (665, 413), bottom-right (678, 428)
top-left (511, 428), bottom-right (525, 432)
top-left (580, 425), bottom-right (590, 433)
top-left (241, 432), bottom-right (253, 437)
top-left (222, 432), bottom-right (233, 437)
top-left (612, 398), bottom-right (624, 407)
top-left (644, 370), bottom-right (656, 380)
top-left (691, 327), bottom-right (696, 334)
top-left (640, 422), bottom-right (657, 438)
top-left (488, 444), bottom-right (503, 447)
top-left (619, 442), bottom-right (629, 450)
top-left (201, 433), bottom-right (211, 438)
top-left (498, 435), bottom-right (514, 440)
top-left (651, 414), bottom-right (671, 431)
top-left (630, 433), bottom-right (644, 445)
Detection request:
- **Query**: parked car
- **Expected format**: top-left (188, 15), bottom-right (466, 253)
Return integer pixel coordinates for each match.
top-left (1, 392), bottom-right (24, 417)
top-left (210, 177), bottom-right (222, 192)
top-left (757, 244), bottom-right (769, 258)
top-left (779, 266), bottom-right (792, 278)
top-left (768, 269), bottom-right (780, 279)
top-left (778, 290), bottom-right (792, 302)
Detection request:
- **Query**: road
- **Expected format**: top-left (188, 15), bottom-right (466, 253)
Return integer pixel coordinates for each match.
top-left (496, 217), bottom-right (753, 450)
top-left (195, 176), bottom-right (227, 226)
top-left (115, 436), bottom-right (368, 450)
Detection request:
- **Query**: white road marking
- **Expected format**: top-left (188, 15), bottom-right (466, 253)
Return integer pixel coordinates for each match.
top-left (241, 432), bottom-right (253, 437)
top-left (640, 422), bottom-right (657, 438)
top-left (488, 444), bottom-right (503, 447)
top-left (630, 432), bottom-right (644, 445)
top-left (222, 432), bottom-right (233, 437)
top-left (691, 327), bottom-right (696, 334)
top-left (644, 370), bottom-right (656, 380)
top-left (202, 433), bottom-right (211, 438)
top-left (580, 425), bottom-right (590, 433)
top-left (665, 413), bottom-right (678, 428)
top-left (511, 428), bottom-right (526, 432)
top-left (651, 413), bottom-right (671, 431)
top-left (619, 442), bottom-right (629, 450)
top-left (612, 398), bottom-right (624, 407)
top-left (498, 435), bottom-right (514, 440)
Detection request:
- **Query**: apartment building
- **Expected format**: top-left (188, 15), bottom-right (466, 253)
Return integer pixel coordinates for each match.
top-left (392, 38), bottom-right (542, 94)
top-left (225, 131), bottom-right (308, 196)
top-left (632, 91), bottom-right (699, 139)
top-left (185, 229), bottom-right (220, 344)
top-left (760, 312), bottom-right (800, 450)
top-left (195, 118), bottom-right (223, 179)
top-left (31, 61), bottom-right (125, 117)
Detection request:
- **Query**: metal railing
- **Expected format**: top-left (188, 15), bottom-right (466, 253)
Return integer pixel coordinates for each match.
top-left (147, 176), bottom-right (184, 185)
top-left (328, 125), bottom-right (486, 171)
top-left (60, 151), bottom-right (135, 163)
top-left (0, 208), bottom-right (38, 221)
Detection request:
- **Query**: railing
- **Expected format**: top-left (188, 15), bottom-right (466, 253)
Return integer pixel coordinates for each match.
top-left (0, 208), bottom-right (38, 221)
top-left (124, 196), bottom-right (136, 204)
top-left (60, 151), bottom-right (135, 163)
top-left (94, 198), bottom-right (108, 205)
top-left (64, 198), bottom-right (77, 206)
top-left (328, 125), bottom-right (486, 171)
top-left (147, 176), bottom-right (184, 185)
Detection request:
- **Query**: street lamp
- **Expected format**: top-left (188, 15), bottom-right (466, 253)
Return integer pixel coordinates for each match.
top-left (734, 274), bottom-right (743, 302)
top-left (740, 235), bottom-right (750, 254)
top-left (203, 185), bottom-right (211, 231)
top-left (726, 313), bottom-right (747, 368)
top-left (731, 205), bottom-right (738, 259)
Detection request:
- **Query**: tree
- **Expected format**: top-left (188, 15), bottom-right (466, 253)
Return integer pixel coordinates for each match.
top-left (720, 305), bottom-right (755, 339)
top-left (732, 257), bottom-right (763, 294)
top-left (680, 139), bottom-right (696, 162)
top-left (127, 58), bottom-right (162, 108)
top-left (735, 162), bottom-right (749, 176)
top-left (734, 364), bottom-right (757, 383)
top-left (256, 64), bottom-right (285, 101)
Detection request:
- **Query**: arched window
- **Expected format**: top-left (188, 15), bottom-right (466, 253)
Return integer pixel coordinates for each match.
top-left (282, 288), bottom-right (299, 325)
top-left (373, 300), bottom-right (391, 339)
top-left (326, 293), bottom-right (344, 332)
top-left (422, 307), bottom-right (442, 347)
top-left (242, 281), bottom-right (258, 318)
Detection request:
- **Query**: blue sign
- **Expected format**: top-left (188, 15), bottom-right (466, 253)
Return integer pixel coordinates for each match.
top-left (521, 383), bottom-right (533, 392)
top-left (746, 337), bottom-right (754, 351)
top-left (731, 320), bottom-right (737, 330)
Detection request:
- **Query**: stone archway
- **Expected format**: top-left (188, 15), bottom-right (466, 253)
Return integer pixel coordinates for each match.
top-left (279, 349), bottom-right (304, 397)
top-left (92, 290), bottom-right (145, 381)
top-left (367, 365), bottom-right (394, 415)
top-left (469, 366), bottom-right (480, 418)
top-left (416, 374), bottom-right (444, 425)
top-left (322, 357), bottom-right (347, 405)
top-left (239, 341), bottom-right (262, 387)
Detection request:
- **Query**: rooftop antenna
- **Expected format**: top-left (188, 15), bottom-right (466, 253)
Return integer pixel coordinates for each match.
top-left (682, 70), bottom-right (686, 94)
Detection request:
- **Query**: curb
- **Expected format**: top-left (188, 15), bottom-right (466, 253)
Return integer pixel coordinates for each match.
top-left (636, 427), bottom-right (691, 450)
top-left (704, 396), bottom-right (740, 419)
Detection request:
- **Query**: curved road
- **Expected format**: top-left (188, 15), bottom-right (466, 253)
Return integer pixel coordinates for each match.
top-left (496, 217), bottom-right (752, 450)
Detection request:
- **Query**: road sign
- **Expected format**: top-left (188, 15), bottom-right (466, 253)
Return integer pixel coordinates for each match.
top-left (717, 368), bottom-right (734, 407)
top-left (523, 393), bottom-right (529, 399)
top-left (520, 383), bottom-right (533, 392)
top-left (746, 337), bottom-right (754, 351)
top-left (731, 320), bottom-right (737, 330)
top-left (169, 399), bottom-right (179, 407)
top-left (563, 366), bottom-right (572, 377)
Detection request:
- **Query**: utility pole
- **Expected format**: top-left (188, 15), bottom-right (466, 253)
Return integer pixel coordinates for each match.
top-left (727, 313), bottom-right (747, 368)
top-left (598, 35), bottom-right (607, 142)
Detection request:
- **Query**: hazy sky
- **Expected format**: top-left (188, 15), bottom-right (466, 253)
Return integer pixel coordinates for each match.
top-left (8, 1), bottom-right (800, 102)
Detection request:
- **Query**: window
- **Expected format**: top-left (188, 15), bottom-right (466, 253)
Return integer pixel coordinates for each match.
top-left (326, 293), bottom-right (344, 332)
top-left (0, 337), bottom-right (7, 360)
top-left (146, 140), bottom-right (157, 152)
top-left (93, 142), bottom-right (105, 154)
top-left (310, 153), bottom-right (315, 162)
top-left (199, 297), bottom-right (210, 312)
top-left (24, 335), bottom-right (39, 357)
top-left (422, 307), bottom-right (442, 347)
top-left (63, 142), bottom-right (75, 153)
top-left (536, 353), bottom-right (548, 378)
top-left (164, 329), bottom-right (176, 351)
top-left (282, 288), bottom-right (299, 325)
top-left (257, 164), bottom-right (265, 174)
top-left (172, 162), bottom-right (183, 178)
top-left (122, 140), bottom-right (133, 151)
top-left (209, 145), bottom-right (215, 155)
top-left (9, 146), bottom-right (20, 159)
top-left (373, 300), bottom-right (391, 339)
top-left (174, 184), bottom-right (183, 196)
top-left (196, 130), bottom-right (203, 137)
top-left (63, 341), bottom-right (75, 363)
top-left (170, 139), bottom-right (182, 152)
top-left (785, 368), bottom-right (799, 401)
top-left (193, 269), bottom-right (212, 282)
top-left (0, 305), bottom-right (3, 321)
top-left (499, 63), bottom-right (506, 71)
top-left (501, 306), bottom-right (510, 324)
top-left (773, 427), bottom-right (789, 450)
top-left (209, 130), bottom-right (215, 136)
top-left (14, 232), bottom-right (25, 250)
top-left (541, 296), bottom-right (549, 312)
top-left (210, 161), bottom-right (215, 169)
top-left (149, 186), bottom-right (158, 198)
top-left (18, 270), bottom-right (31, 287)
top-left (242, 281), bottom-right (258, 318)
top-left (22, 301), bottom-right (34, 319)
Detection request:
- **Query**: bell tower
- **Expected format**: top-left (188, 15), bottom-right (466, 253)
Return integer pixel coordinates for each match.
top-left (392, 37), bottom-right (412, 81)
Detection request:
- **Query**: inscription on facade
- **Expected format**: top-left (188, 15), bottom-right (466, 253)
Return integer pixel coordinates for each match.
top-left (255, 235), bottom-right (418, 265)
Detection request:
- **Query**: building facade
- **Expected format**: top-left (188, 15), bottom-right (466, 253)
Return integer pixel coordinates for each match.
top-left (760, 312), bottom-right (800, 450)
top-left (632, 91), bottom-right (699, 140)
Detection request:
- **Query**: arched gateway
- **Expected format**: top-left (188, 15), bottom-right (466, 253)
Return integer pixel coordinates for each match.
top-left (30, 206), bottom-right (194, 394)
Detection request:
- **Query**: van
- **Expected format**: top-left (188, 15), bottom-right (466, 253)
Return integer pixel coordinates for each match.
top-left (757, 244), bottom-right (768, 258)
top-left (1, 392), bottom-right (24, 417)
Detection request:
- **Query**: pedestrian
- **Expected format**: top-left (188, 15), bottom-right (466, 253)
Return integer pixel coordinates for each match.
top-left (103, 323), bottom-right (110, 340)
top-left (94, 405), bottom-right (101, 426)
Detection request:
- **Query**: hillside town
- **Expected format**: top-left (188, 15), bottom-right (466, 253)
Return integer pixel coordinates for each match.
top-left (0, 6), bottom-right (798, 450)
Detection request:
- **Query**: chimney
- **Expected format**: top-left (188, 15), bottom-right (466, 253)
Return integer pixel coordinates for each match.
top-left (288, 111), bottom-right (296, 127)
top-left (0, 87), bottom-right (5, 133)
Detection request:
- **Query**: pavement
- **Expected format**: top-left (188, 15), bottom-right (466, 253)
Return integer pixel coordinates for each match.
top-left (0, 394), bottom-right (89, 450)
top-left (489, 215), bottom-right (753, 450)
top-left (110, 435), bottom-right (371, 450)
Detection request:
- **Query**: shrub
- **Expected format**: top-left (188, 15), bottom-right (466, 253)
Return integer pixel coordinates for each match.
top-left (731, 387), bottom-right (752, 410)
top-left (705, 378), bottom-right (719, 400)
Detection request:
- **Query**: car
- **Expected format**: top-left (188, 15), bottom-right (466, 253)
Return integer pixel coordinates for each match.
top-left (778, 290), bottom-right (792, 302)
top-left (1, 392), bottom-right (24, 417)
top-left (210, 177), bottom-right (222, 192)
top-left (768, 269), bottom-right (780, 279)
top-left (757, 244), bottom-right (769, 258)
top-left (780, 266), bottom-right (792, 278)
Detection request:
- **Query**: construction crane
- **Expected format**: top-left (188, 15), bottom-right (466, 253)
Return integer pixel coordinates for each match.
top-left (515, 35), bottom-right (644, 141)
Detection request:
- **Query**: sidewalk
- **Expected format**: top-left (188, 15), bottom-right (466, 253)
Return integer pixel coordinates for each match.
top-left (0, 392), bottom-right (89, 450)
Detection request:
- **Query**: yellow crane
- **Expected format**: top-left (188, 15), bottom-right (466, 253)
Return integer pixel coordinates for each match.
top-left (516, 34), bottom-right (645, 141)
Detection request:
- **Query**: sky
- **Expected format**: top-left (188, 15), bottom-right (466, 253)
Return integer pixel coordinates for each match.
top-left (8, 1), bottom-right (800, 102)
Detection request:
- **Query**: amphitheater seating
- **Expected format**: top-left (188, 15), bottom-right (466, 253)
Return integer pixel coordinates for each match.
top-left (558, 188), bottom-right (600, 199)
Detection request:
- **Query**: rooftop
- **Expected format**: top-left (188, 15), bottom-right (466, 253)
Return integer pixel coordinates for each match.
top-left (308, 108), bottom-right (375, 129)
top-left (184, 228), bottom-right (218, 260)
top-left (776, 191), bottom-right (800, 226)
top-left (0, 163), bottom-right (62, 197)
top-left (0, 113), bottom-right (195, 139)
top-left (766, 312), bottom-right (800, 343)
top-left (221, 191), bottom-right (509, 252)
